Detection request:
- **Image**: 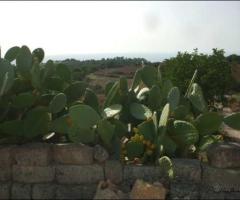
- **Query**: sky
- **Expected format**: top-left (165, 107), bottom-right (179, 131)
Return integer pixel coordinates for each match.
top-left (0, 1), bottom-right (240, 61)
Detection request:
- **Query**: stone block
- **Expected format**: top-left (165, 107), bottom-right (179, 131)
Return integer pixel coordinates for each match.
top-left (0, 182), bottom-right (10, 199)
top-left (13, 165), bottom-right (55, 183)
top-left (202, 164), bottom-right (240, 192)
top-left (170, 182), bottom-right (200, 200)
top-left (207, 142), bottom-right (240, 168)
top-left (32, 184), bottom-right (56, 199)
top-left (56, 165), bottom-right (104, 184)
top-left (123, 165), bottom-right (163, 185)
top-left (172, 159), bottom-right (201, 183)
top-left (105, 160), bottom-right (123, 184)
top-left (11, 183), bottom-right (31, 199)
top-left (0, 146), bottom-right (14, 166)
top-left (53, 143), bottom-right (93, 165)
top-left (13, 143), bottom-right (51, 166)
top-left (55, 184), bottom-right (97, 199)
top-left (0, 167), bottom-right (11, 181)
top-left (129, 179), bottom-right (168, 199)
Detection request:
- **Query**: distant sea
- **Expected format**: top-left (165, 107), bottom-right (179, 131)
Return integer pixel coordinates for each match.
top-left (44, 53), bottom-right (177, 63)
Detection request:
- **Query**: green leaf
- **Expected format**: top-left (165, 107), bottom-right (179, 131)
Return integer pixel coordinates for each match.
top-left (12, 92), bottom-right (35, 109)
top-left (141, 66), bottom-right (159, 88)
top-left (48, 93), bottom-right (67, 113)
top-left (16, 45), bottom-right (32, 79)
top-left (50, 114), bottom-right (69, 134)
top-left (103, 104), bottom-right (122, 118)
top-left (69, 104), bottom-right (100, 129)
top-left (64, 81), bottom-right (87, 103)
top-left (83, 88), bottom-right (100, 113)
top-left (167, 87), bottom-right (180, 111)
top-left (171, 120), bottom-right (199, 146)
top-left (0, 59), bottom-right (15, 96)
top-left (137, 119), bottom-right (156, 141)
top-left (223, 113), bottom-right (240, 130)
top-left (130, 69), bottom-right (142, 91)
top-left (23, 107), bottom-right (50, 139)
top-left (195, 112), bottom-right (223, 135)
top-left (68, 125), bottom-right (95, 144)
top-left (32, 48), bottom-right (44, 63)
top-left (126, 141), bottom-right (144, 159)
top-left (130, 103), bottom-right (152, 120)
top-left (188, 83), bottom-right (207, 112)
top-left (97, 119), bottom-right (115, 146)
top-left (4, 46), bottom-right (20, 62)
top-left (148, 85), bottom-right (162, 110)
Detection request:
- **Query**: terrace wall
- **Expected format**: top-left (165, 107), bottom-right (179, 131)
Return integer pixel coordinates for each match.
top-left (0, 143), bottom-right (239, 199)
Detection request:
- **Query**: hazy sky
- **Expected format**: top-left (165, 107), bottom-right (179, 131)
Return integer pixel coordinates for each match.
top-left (0, 1), bottom-right (240, 58)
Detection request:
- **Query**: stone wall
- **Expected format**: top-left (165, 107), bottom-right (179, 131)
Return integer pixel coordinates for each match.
top-left (0, 142), bottom-right (240, 199)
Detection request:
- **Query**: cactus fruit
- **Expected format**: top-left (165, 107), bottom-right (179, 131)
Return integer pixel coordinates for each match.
top-left (130, 103), bottom-right (152, 120)
top-left (195, 112), bottom-right (223, 135)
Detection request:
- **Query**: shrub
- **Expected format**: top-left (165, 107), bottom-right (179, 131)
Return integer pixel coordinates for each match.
top-left (161, 49), bottom-right (235, 105)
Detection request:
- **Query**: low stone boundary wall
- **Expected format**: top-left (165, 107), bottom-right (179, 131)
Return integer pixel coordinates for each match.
top-left (0, 143), bottom-right (240, 199)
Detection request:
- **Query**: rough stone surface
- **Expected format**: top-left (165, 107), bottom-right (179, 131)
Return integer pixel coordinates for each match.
top-left (202, 164), bottom-right (240, 192)
top-left (129, 179), bottom-right (168, 199)
top-left (32, 184), bottom-right (56, 199)
top-left (170, 182), bottom-right (200, 200)
top-left (105, 160), bottom-right (123, 184)
top-left (94, 180), bottom-right (127, 199)
top-left (207, 142), bottom-right (240, 168)
top-left (93, 145), bottom-right (109, 163)
top-left (0, 146), bottom-right (14, 166)
top-left (172, 159), bottom-right (201, 183)
top-left (53, 143), bottom-right (93, 165)
top-left (0, 182), bottom-right (10, 199)
top-left (222, 123), bottom-right (240, 143)
top-left (13, 165), bottom-right (55, 183)
top-left (11, 183), bottom-right (31, 199)
top-left (123, 165), bottom-right (163, 185)
top-left (56, 165), bottom-right (104, 184)
top-left (56, 184), bottom-right (97, 199)
top-left (13, 143), bottom-right (51, 166)
top-left (0, 167), bottom-right (11, 181)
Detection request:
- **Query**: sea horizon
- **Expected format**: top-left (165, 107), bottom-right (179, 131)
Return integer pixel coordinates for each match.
top-left (44, 52), bottom-right (177, 63)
